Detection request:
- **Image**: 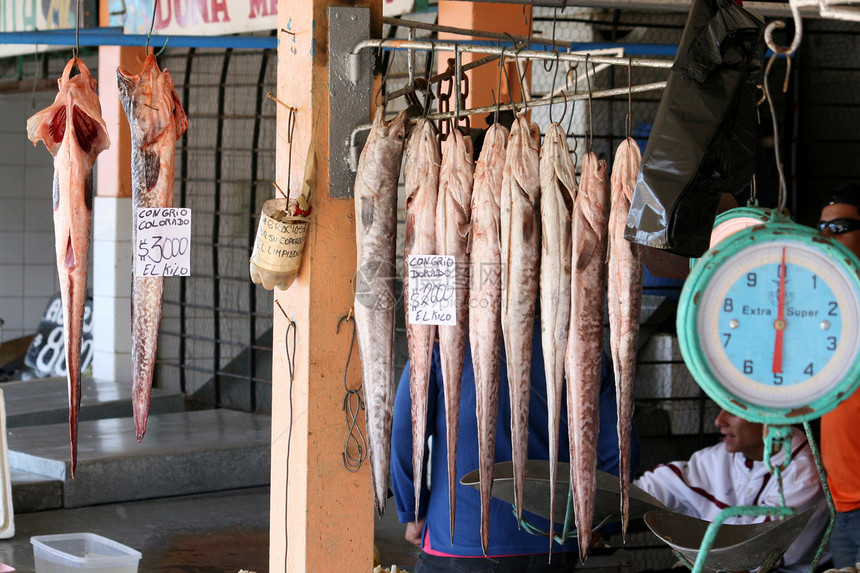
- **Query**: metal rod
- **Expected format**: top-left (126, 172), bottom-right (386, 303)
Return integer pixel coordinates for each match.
top-left (383, 44), bottom-right (527, 103)
top-left (349, 80), bottom-right (667, 161)
top-left (383, 15), bottom-right (576, 50)
top-left (434, 0), bottom-right (825, 19)
top-left (352, 38), bottom-right (674, 69)
top-left (0, 27), bottom-right (277, 49)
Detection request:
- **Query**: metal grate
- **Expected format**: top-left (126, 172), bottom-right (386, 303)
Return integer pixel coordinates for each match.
top-left (155, 44), bottom-right (277, 414)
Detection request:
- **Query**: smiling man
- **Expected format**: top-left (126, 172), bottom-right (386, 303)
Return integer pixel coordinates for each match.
top-left (633, 410), bottom-right (829, 573)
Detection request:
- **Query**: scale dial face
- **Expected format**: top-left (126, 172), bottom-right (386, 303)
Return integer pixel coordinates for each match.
top-left (679, 224), bottom-right (860, 423)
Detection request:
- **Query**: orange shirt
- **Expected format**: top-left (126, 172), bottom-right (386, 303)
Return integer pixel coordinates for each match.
top-left (822, 388), bottom-right (860, 512)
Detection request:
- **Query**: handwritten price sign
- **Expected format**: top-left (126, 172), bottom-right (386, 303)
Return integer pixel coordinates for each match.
top-left (407, 254), bottom-right (456, 326)
top-left (135, 208), bottom-right (192, 277)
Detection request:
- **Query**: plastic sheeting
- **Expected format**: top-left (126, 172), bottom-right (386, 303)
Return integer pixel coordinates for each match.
top-left (624, 0), bottom-right (765, 257)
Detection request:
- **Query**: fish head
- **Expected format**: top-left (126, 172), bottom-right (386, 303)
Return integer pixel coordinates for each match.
top-left (27, 58), bottom-right (110, 159)
top-left (117, 54), bottom-right (188, 146)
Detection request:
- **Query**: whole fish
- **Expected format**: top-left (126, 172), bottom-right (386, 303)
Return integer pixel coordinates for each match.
top-left (27, 58), bottom-right (110, 477)
top-left (500, 112), bottom-right (541, 526)
top-left (117, 54), bottom-right (189, 441)
top-left (468, 123), bottom-right (508, 555)
top-left (538, 123), bottom-right (576, 549)
top-left (608, 138), bottom-right (643, 540)
top-left (403, 119), bottom-right (440, 524)
top-left (566, 151), bottom-right (609, 560)
top-left (353, 108), bottom-right (407, 516)
top-left (436, 128), bottom-right (473, 541)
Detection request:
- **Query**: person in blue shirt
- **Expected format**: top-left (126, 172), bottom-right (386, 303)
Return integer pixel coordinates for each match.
top-left (390, 320), bottom-right (641, 572)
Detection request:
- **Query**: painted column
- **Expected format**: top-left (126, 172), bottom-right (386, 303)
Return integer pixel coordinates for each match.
top-left (438, 1), bottom-right (531, 129)
top-left (93, 41), bottom-right (143, 384)
top-left (270, 1), bottom-right (378, 571)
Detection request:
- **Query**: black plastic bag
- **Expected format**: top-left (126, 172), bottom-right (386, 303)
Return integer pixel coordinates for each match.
top-left (625, 0), bottom-right (765, 257)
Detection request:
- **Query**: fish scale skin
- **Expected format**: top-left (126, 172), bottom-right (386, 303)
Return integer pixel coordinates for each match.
top-left (403, 119), bottom-right (440, 525)
top-left (117, 54), bottom-right (188, 442)
top-left (436, 129), bottom-right (473, 541)
top-left (607, 138), bottom-right (643, 539)
top-left (566, 152), bottom-right (609, 560)
top-left (500, 113), bottom-right (541, 527)
top-left (468, 123), bottom-right (508, 555)
top-left (353, 108), bottom-right (407, 517)
top-left (538, 123), bottom-right (576, 548)
top-left (27, 58), bottom-right (110, 477)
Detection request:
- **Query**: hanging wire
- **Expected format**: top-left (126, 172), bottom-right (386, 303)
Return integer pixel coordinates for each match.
top-left (338, 311), bottom-right (367, 473)
top-left (376, 45), bottom-right (397, 108)
top-left (585, 54), bottom-right (594, 152)
top-left (549, 51), bottom-right (561, 125)
top-left (626, 56), bottom-right (633, 140)
top-left (73, 0), bottom-right (81, 63)
top-left (762, 1), bottom-right (802, 216)
top-left (493, 53), bottom-right (505, 126)
top-left (275, 300), bottom-right (297, 573)
top-left (145, 0), bottom-right (158, 52)
top-left (565, 62), bottom-right (579, 165)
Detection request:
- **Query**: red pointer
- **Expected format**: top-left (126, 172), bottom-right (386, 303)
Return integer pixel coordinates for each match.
top-left (772, 248), bottom-right (787, 374)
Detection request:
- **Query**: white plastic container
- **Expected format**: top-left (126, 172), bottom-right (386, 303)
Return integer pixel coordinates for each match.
top-left (31, 533), bottom-right (141, 573)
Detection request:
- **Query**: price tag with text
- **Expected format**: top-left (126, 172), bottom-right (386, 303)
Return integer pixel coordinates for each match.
top-left (135, 208), bottom-right (192, 277)
top-left (407, 254), bottom-right (457, 326)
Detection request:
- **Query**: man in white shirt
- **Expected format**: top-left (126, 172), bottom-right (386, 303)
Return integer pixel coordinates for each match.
top-left (634, 409), bottom-right (829, 573)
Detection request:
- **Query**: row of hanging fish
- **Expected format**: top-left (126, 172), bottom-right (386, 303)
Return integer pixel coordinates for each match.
top-left (352, 107), bottom-right (643, 557)
top-left (26, 55), bottom-right (187, 477)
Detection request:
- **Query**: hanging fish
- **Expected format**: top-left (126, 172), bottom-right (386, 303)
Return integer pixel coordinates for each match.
top-left (117, 54), bottom-right (189, 442)
top-left (27, 58), bottom-right (111, 477)
top-left (403, 118), bottom-right (440, 524)
top-left (436, 127), bottom-right (473, 541)
top-left (538, 123), bottom-right (576, 548)
top-left (468, 123), bottom-right (508, 555)
top-left (566, 151), bottom-right (609, 560)
top-left (500, 112), bottom-right (541, 527)
top-left (608, 138), bottom-right (643, 539)
top-left (353, 108), bottom-right (407, 516)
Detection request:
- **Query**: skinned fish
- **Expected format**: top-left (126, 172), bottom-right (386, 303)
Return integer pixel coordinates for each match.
top-left (117, 54), bottom-right (189, 442)
top-left (538, 123), bottom-right (576, 549)
top-left (436, 128), bottom-right (473, 541)
top-left (468, 123), bottom-right (508, 555)
top-left (27, 58), bottom-right (110, 477)
top-left (608, 138), bottom-right (643, 539)
top-left (353, 108), bottom-right (407, 516)
top-left (500, 112), bottom-right (541, 527)
top-left (566, 151), bottom-right (609, 560)
top-left (403, 119), bottom-right (440, 524)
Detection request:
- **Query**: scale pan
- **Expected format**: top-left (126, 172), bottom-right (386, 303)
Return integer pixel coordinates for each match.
top-left (644, 507), bottom-right (815, 572)
top-left (460, 460), bottom-right (666, 525)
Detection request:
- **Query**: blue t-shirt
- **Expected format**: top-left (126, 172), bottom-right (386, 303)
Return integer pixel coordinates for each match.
top-left (390, 320), bottom-right (641, 557)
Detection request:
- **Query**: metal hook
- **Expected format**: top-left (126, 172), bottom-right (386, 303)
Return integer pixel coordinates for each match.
top-left (544, 6), bottom-right (560, 73)
top-left (585, 54), bottom-right (594, 152)
top-left (544, 50), bottom-right (566, 123)
top-left (565, 62), bottom-right (579, 162)
top-left (493, 53), bottom-right (505, 126)
top-left (627, 56), bottom-right (633, 140)
top-left (765, 0), bottom-right (802, 58)
top-left (145, 0), bottom-right (158, 52)
top-left (375, 46), bottom-right (396, 109)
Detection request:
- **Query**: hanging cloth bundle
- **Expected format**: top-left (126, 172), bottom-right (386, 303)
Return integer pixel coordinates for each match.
top-left (624, 0), bottom-right (765, 257)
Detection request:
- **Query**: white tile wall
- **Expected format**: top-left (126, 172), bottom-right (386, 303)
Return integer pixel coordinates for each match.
top-left (0, 91), bottom-right (64, 343)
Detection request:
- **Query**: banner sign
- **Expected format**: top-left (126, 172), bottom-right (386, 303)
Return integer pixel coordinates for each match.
top-left (24, 293), bottom-right (94, 378)
top-left (109, 0), bottom-right (415, 36)
top-left (0, 0), bottom-right (97, 58)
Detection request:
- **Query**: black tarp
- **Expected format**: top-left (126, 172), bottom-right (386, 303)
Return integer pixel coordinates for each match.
top-left (624, 0), bottom-right (765, 257)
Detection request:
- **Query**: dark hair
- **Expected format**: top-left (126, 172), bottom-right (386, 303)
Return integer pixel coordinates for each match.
top-left (825, 183), bottom-right (860, 211)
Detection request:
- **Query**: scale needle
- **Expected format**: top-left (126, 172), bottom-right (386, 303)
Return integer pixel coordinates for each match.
top-left (772, 248), bottom-right (787, 374)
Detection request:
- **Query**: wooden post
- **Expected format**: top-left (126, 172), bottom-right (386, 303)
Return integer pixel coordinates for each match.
top-left (270, 1), bottom-right (379, 571)
top-left (438, 1), bottom-right (531, 129)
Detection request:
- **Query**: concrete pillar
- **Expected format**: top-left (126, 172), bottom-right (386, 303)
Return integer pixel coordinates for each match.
top-left (270, 1), bottom-right (378, 571)
top-left (92, 46), bottom-right (143, 384)
top-left (438, 1), bottom-right (531, 129)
